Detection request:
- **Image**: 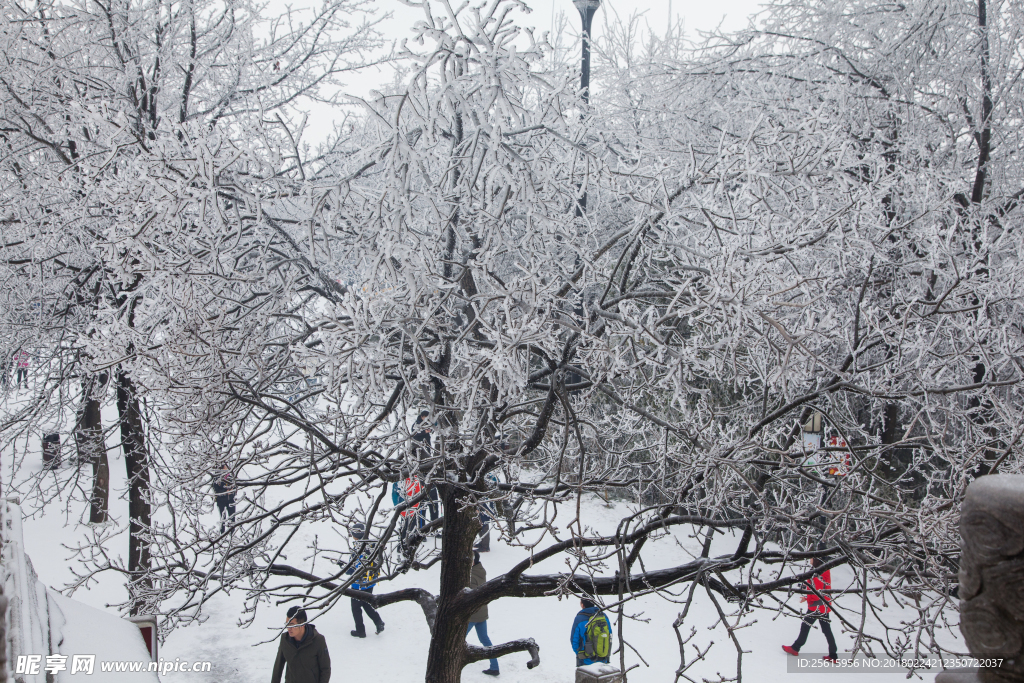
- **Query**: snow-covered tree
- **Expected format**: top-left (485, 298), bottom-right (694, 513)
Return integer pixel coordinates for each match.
top-left (0, 0), bottom-right (381, 613)
top-left (5, 0), bottom-right (1024, 681)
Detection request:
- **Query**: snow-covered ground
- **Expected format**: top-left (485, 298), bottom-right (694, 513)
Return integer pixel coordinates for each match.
top-left (5, 396), bottom-right (959, 682)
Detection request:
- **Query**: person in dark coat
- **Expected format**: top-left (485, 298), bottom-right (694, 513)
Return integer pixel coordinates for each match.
top-left (211, 465), bottom-right (236, 533)
top-left (271, 606), bottom-right (331, 683)
top-left (344, 523), bottom-right (385, 638)
top-left (782, 557), bottom-right (839, 662)
top-left (571, 599), bottom-right (612, 667)
top-left (466, 551), bottom-right (499, 676)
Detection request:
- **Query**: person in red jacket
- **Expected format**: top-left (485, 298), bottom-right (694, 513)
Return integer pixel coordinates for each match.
top-left (782, 558), bottom-right (839, 662)
top-left (392, 470), bottom-right (424, 556)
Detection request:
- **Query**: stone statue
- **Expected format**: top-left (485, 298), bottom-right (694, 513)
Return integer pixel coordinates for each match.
top-left (939, 475), bottom-right (1024, 682)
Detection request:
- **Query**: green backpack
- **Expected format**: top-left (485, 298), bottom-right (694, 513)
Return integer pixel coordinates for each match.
top-left (584, 613), bottom-right (611, 660)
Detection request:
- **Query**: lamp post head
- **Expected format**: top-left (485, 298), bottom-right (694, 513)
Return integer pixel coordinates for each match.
top-left (572, 0), bottom-right (601, 16)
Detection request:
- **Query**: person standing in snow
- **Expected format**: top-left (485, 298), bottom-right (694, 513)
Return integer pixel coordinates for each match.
top-left (271, 606), bottom-right (331, 683)
top-left (571, 598), bottom-right (612, 667)
top-left (392, 469), bottom-right (423, 554)
top-left (14, 349), bottom-right (28, 389)
top-left (212, 464), bottom-right (236, 533)
top-left (344, 523), bottom-right (385, 638)
top-left (475, 471), bottom-right (500, 552)
top-left (412, 411), bottom-right (441, 522)
top-left (782, 557), bottom-right (839, 662)
top-left (466, 551), bottom-right (499, 676)
top-left (475, 505), bottom-right (492, 552)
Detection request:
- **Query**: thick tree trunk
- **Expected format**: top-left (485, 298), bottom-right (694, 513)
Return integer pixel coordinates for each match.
top-left (116, 370), bottom-right (151, 615)
top-left (424, 485), bottom-right (480, 683)
top-left (75, 373), bottom-right (110, 524)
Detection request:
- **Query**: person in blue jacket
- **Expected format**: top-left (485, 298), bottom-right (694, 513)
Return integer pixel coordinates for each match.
top-left (570, 598), bottom-right (612, 667)
top-left (343, 523), bottom-right (384, 638)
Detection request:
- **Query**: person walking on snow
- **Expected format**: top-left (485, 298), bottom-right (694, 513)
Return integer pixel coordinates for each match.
top-left (571, 598), bottom-right (612, 667)
top-left (466, 551), bottom-right (499, 676)
top-left (271, 606), bottom-right (331, 683)
top-left (344, 523), bottom-right (385, 638)
top-left (782, 557), bottom-right (839, 662)
top-left (211, 465), bottom-right (236, 533)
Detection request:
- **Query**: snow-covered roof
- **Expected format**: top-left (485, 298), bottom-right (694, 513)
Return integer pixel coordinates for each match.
top-left (2, 500), bottom-right (158, 682)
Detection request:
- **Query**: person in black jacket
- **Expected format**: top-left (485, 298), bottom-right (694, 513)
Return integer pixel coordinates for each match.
top-left (211, 465), bottom-right (236, 533)
top-left (271, 607), bottom-right (331, 683)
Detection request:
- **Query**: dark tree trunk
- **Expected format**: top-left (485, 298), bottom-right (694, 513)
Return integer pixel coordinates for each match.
top-left (879, 401), bottom-right (924, 496)
top-left (965, 0), bottom-right (995, 475)
top-left (972, 0), bottom-right (992, 205)
top-left (75, 373), bottom-right (109, 524)
top-left (424, 485), bottom-right (480, 683)
top-left (116, 370), bottom-right (151, 615)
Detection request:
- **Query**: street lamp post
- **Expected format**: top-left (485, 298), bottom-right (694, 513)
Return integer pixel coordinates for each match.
top-left (564, 0), bottom-right (601, 395)
top-left (572, 0), bottom-right (600, 218)
top-left (572, 0), bottom-right (601, 105)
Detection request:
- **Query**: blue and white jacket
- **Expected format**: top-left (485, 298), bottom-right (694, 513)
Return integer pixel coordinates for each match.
top-left (344, 544), bottom-right (379, 591)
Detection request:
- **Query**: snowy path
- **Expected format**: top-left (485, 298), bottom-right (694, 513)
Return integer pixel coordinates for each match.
top-left (3, 397), bottom-right (956, 682)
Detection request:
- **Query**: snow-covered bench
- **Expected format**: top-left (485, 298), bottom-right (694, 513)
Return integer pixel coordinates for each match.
top-left (575, 662), bottom-right (622, 683)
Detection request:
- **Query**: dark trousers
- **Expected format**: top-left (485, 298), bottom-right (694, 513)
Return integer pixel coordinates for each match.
top-left (351, 586), bottom-right (383, 635)
top-left (399, 512), bottom-right (424, 554)
top-left (792, 612), bottom-right (837, 659)
top-left (475, 511), bottom-right (491, 551)
top-left (16, 368), bottom-right (27, 388)
top-left (216, 495), bottom-right (236, 532)
top-left (427, 486), bottom-right (441, 521)
top-left (467, 621), bottom-right (499, 671)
